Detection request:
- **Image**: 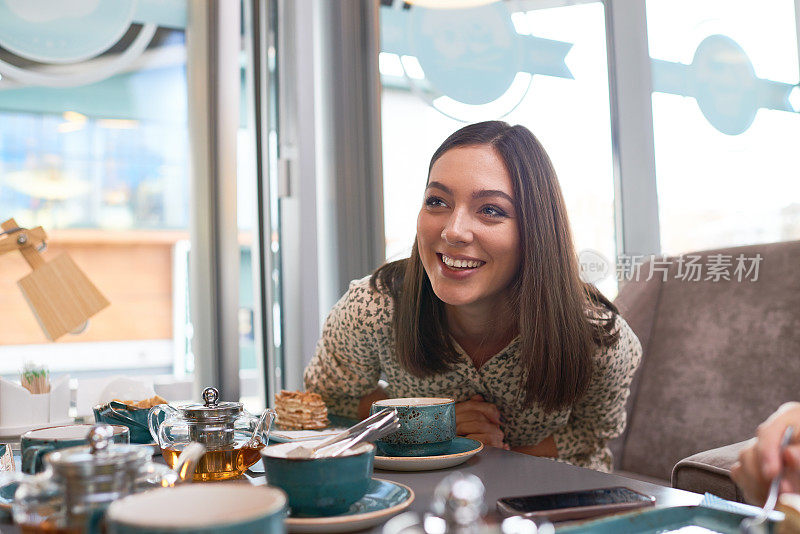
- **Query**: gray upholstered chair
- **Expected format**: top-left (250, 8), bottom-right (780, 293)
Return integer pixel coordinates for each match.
top-left (608, 240), bottom-right (800, 501)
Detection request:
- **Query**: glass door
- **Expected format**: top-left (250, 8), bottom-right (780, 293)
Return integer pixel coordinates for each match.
top-left (0, 0), bottom-right (282, 416)
top-left (0, 3), bottom-right (196, 415)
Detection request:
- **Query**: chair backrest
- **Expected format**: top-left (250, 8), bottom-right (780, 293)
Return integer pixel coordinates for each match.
top-left (610, 240), bottom-right (800, 480)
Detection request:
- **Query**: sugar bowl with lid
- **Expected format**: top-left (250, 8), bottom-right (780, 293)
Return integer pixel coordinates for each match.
top-left (148, 386), bottom-right (276, 481)
top-left (0, 423), bottom-right (205, 533)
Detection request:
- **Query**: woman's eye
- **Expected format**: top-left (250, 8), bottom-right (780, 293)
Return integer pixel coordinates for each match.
top-left (481, 205), bottom-right (507, 218)
top-left (425, 196), bottom-right (446, 208)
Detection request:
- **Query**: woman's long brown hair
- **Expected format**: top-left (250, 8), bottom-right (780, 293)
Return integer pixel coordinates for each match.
top-left (372, 121), bottom-right (618, 411)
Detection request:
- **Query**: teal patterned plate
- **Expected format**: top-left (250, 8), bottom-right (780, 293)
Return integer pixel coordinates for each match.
top-left (557, 505), bottom-right (771, 533)
top-left (0, 480), bottom-right (17, 520)
top-left (286, 478), bottom-right (414, 533)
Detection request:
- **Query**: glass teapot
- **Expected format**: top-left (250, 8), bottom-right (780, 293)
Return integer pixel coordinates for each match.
top-left (148, 386), bottom-right (276, 481)
top-left (0, 424), bottom-right (205, 534)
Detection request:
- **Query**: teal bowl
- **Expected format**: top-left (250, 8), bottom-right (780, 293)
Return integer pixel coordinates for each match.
top-left (93, 402), bottom-right (164, 444)
top-left (105, 484), bottom-right (287, 534)
top-left (261, 441), bottom-right (375, 516)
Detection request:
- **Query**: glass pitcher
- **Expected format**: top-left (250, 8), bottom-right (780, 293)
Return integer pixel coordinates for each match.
top-left (0, 424), bottom-right (204, 534)
top-left (148, 386), bottom-right (276, 481)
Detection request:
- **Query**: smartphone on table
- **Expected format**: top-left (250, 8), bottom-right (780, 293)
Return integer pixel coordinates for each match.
top-left (496, 486), bottom-right (655, 522)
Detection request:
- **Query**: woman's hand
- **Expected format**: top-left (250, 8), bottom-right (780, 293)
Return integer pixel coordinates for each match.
top-left (455, 394), bottom-right (509, 449)
top-left (357, 387), bottom-right (388, 420)
top-left (512, 436), bottom-right (558, 458)
top-left (731, 402), bottom-right (800, 505)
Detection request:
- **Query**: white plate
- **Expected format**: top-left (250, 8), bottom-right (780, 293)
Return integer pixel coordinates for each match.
top-left (0, 419), bottom-right (75, 440)
top-left (269, 427), bottom-right (349, 443)
top-left (287, 479), bottom-right (414, 533)
top-left (374, 437), bottom-right (483, 471)
top-left (269, 415), bottom-right (356, 443)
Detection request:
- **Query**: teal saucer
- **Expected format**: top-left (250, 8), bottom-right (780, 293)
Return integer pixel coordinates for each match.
top-left (286, 478), bottom-right (414, 533)
top-left (374, 437), bottom-right (483, 472)
top-left (557, 505), bottom-right (756, 533)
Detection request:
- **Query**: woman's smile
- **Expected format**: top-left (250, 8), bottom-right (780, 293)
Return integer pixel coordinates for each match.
top-left (438, 253), bottom-right (486, 270)
top-left (436, 252), bottom-right (487, 281)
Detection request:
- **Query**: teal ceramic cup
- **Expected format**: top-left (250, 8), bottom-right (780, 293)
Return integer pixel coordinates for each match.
top-left (21, 424), bottom-right (129, 474)
top-left (261, 441), bottom-right (375, 516)
top-left (105, 484), bottom-right (287, 534)
top-left (93, 402), bottom-right (165, 444)
top-left (371, 397), bottom-right (456, 457)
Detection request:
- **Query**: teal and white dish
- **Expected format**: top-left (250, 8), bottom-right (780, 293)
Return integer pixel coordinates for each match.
top-left (286, 478), bottom-right (414, 534)
top-left (0, 480), bottom-right (16, 520)
top-left (557, 505), bottom-right (762, 533)
top-left (374, 437), bottom-right (483, 471)
top-left (94, 401), bottom-right (165, 444)
top-left (106, 484), bottom-right (288, 534)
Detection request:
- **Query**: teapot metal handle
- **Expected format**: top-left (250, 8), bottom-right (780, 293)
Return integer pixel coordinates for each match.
top-left (147, 403), bottom-right (178, 446)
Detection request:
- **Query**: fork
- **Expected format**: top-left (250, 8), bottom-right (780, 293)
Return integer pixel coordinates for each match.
top-left (740, 425), bottom-right (795, 534)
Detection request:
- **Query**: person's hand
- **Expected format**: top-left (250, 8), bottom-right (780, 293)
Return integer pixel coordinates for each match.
top-left (731, 402), bottom-right (800, 505)
top-left (455, 394), bottom-right (509, 449)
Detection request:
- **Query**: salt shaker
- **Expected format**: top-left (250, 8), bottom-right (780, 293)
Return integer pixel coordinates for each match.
top-left (383, 473), bottom-right (553, 534)
top-left (431, 472), bottom-right (486, 533)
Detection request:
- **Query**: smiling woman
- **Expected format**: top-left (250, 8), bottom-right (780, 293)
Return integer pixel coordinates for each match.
top-left (304, 121), bottom-right (642, 472)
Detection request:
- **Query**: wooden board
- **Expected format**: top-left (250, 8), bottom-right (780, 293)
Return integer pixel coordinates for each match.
top-left (17, 253), bottom-right (110, 341)
top-left (2, 219), bottom-right (110, 342)
top-left (0, 234), bottom-right (177, 344)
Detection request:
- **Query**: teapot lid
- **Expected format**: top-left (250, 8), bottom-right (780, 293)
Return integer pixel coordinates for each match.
top-left (179, 387), bottom-right (242, 423)
top-left (46, 424), bottom-right (151, 478)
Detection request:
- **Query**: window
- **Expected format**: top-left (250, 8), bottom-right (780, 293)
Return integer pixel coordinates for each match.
top-left (646, 0), bottom-right (800, 254)
top-left (0, 22), bottom-right (193, 405)
top-left (0, 2), bottom-right (274, 415)
top-left (380, 1), bottom-right (618, 296)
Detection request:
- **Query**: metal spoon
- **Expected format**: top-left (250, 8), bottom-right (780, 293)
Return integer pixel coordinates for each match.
top-left (311, 407), bottom-right (398, 453)
top-left (313, 410), bottom-right (400, 458)
top-left (740, 425), bottom-right (794, 534)
top-left (322, 418), bottom-right (401, 458)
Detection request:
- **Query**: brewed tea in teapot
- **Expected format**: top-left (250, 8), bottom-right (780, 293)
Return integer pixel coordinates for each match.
top-left (149, 387), bottom-right (275, 481)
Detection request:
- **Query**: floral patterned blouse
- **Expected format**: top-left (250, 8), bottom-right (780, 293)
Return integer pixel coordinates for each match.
top-left (304, 276), bottom-right (642, 472)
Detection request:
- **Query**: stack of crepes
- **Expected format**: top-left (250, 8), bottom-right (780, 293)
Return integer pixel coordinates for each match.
top-left (274, 390), bottom-right (329, 430)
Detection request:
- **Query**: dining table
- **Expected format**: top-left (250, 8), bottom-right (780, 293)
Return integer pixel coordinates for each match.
top-left (247, 446), bottom-right (703, 533)
top-left (0, 445), bottom-right (703, 533)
